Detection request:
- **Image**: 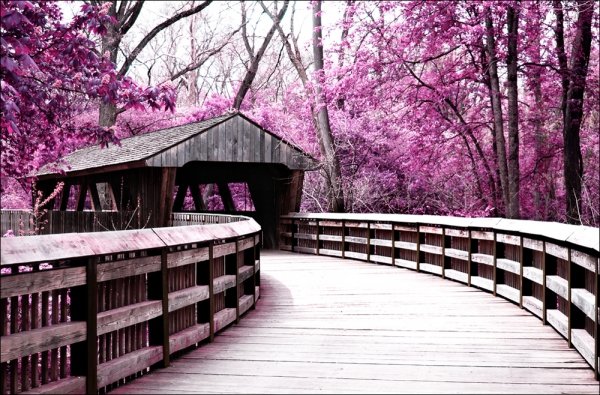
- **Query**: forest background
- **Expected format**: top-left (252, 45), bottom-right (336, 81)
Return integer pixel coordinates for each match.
top-left (1, 0), bottom-right (599, 226)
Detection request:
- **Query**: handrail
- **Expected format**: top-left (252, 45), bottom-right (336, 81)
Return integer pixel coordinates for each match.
top-left (0, 217), bottom-right (262, 394)
top-left (280, 213), bottom-right (599, 380)
top-left (169, 212), bottom-right (249, 227)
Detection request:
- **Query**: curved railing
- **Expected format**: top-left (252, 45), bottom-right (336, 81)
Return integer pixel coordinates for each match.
top-left (280, 213), bottom-right (599, 379)
top-left (170, 212), bottom-right (249, 226)
top-left (0, 216), bottom-right (262, 394)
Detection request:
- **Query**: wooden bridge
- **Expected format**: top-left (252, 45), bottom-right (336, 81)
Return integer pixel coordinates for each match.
top-left (1, 213), bottom-right (599, 394)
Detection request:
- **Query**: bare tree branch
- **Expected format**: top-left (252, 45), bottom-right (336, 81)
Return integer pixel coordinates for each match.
top-left (233, 0), bottom-right (289, 110)
top-left (118, 0), bottom-right (212, 77)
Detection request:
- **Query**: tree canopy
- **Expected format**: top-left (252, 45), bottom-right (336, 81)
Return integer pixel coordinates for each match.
top-left (1, 0), bottom-right (598, 225)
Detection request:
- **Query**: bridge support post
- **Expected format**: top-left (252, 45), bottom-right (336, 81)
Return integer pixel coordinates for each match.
top-left (160, 249), bottom-right (170, 367)
top-left (209, 243), bottom-right (215, 342)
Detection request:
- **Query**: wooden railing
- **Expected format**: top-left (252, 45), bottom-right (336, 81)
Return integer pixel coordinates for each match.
top-left (169, 212), bottom-right (248, 227)
top-left (280, 213), bottom-right (600, 380)
top-left (0, 218), bottom-right (262, 394)
top-left (1, 210), bottom-right (243, 237)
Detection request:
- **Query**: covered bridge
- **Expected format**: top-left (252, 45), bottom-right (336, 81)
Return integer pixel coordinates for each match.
top-left (35, 113), bottom-right (317, 248)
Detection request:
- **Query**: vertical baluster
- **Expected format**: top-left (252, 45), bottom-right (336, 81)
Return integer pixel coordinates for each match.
top-left (50, 290), bottom-right (59, 381)
top-left (567, 248), bottom-right (572, 348)
top-left (467, 230), bottom-right (473, 287)
top-left (41, 291), bottom-right (49, 384)
top-left (21, 294), bottom-right (30, 391)
top-left (209, 243), bottom-right (215, 342)
top-left (235, 241), bottom-right (240, 324)
top-left (9, 296), bottom-right (18, 393)
top-left (594, 254), bottom-right (600, 380)
top-left (1, 297), bottom-right (8, 394)
top-left (30, 293), bottom-right (39, 388)
top-left (391, 223), bottom-right (396, 266)
top-left (519, 236), bottom-right (524, 309)
top-left (291, 218), bottom-right (296, 252)
top-left (441, 227), bottom-right (446, 279)
top-left (366, 222), bottom-right (371, 262)
top-left (341, 220), bottom-right (346, 259)
top-left (595, 255), bottom-right (598, 379)
top-left (542, 241), bottom-right (547, 325)
top-left (59, 289), bottom-right (67, 379)
top-left (140, 275), bottom-right (147, 350)
top-left (416, 225), bottom-right (421, 273)
top-left (316, 220), bottom-right (320, 255)
top-left (492, 232), bottom-right (497, 296)
top-left (98, 282), bottom-right (106, 365)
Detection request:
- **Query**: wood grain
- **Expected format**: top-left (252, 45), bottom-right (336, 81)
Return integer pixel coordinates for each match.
top-left (112, 251), bottom-right (598, 394)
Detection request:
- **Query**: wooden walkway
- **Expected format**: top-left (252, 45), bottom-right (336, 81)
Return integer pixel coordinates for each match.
top-left (113, 251), bottom-right (599, 394)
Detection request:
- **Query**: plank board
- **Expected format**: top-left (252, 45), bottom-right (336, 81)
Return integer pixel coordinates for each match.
top-left (112, 251), bottom-right (598, 394)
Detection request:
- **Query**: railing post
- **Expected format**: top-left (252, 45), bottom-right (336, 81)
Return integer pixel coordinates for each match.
top-left (316, 220), bottom-right (320, 256)
top-left (595, 252), bottom-right (599, 379)
top-left (291, 218), bottom-right (296, 253)
top-left (416, 225), bottom-right (421, 273)
top-left (467, 229), bottom-right (472, 287)
top-left (252, 235), bottom-right (257, 310)
top-left (567, 247), bottom-right (572, 348)
top-left (519, 235), bottom-right (524, 309)
top-left (542, 241), bottom-right (547, 325)
top-left (441, 227), bottom-right (446, 279)
top-left (208, 242), bottom-right (215, 342)
top-left (235, 240), bottom-right (240, 324)
top-left (341, 220), bottom-right (346, 259)
top-left (70, 257), bottom-right (98, 394)
top-left (86, 257), bottom-right (98, 394)
top-left (391, 223), bottom-right (396, 266)
top-left (160, 249), bottom-right (170, 366)
top-left (493, 230), bottom-right (497, 297)
top-left (366, 221), bottom-right (371, 262)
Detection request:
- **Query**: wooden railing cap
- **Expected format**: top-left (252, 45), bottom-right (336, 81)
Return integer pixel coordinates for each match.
top-left (283, 213), bottom-right (599, 253)
top-left (1, 217), bottom-right (261, 266)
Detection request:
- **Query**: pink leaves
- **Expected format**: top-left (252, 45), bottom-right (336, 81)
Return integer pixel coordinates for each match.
top-left (1, 0), bottom-right (178, 181)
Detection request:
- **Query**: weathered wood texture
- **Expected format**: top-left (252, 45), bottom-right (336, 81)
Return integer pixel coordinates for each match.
top-left (0, 210), bottom-right (245, 237)
top-left (280, 214), bottom-right (599, 380)
top-left (111, 251), bottom-right (599, 394)
top-left (0, 217), bottom-right (261, 394)
top-left (144, 115), bottom-right (314, 171)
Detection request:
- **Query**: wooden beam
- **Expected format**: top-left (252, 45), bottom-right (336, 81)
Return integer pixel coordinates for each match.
top-left (159, 168), bottom-right (177, 227)
top-left (88, 182), bottom-right (102, 211)
top-left (217, 182), bottom-right (235, 212)
top-left (190, 184), bottom-right (206, 211)
top-left (59, 181), bottom-right (71, 211)
top-left (75, 182), bottom-right (87, 211)
top-left (173, 183), bottom-right (188, 212)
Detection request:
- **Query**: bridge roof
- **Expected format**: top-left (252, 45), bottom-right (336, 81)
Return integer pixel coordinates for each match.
top-left (37, 113), bottom-right (317, 178)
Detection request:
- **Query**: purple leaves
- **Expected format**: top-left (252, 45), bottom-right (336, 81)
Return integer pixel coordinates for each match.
top-left (1, 0), bottom-right (177, 181)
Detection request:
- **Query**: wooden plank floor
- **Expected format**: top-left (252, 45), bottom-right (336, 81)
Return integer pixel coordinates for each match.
top-left (113, 251), bottom-right (599, 394)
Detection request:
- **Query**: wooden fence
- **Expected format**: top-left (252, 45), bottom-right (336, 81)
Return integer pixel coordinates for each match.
top-left (169, 212), bottom-right (247, 227)
top-left (1, 210), bottom-right (243, 236)
top-left (280, 213), bottom-right (600, 380)
top-left (0, 218), bottom-right (261, 394)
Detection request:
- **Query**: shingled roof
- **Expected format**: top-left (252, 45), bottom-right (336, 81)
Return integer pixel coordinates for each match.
top-left (37, 113), bottom-right (316, 177)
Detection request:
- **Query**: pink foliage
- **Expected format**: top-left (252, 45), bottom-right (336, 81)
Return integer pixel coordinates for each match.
top-left (1, 1), bottom-right (176, 181)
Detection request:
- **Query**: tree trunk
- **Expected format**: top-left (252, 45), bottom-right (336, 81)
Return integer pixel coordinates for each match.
top-left (506, 6), bottom-right (520, 219)
top-left (553, 0), bottom-right (570, 124)
top-left (562, 0), bottom-right (594, 223)
top-left (485, 11), bottom-right (510, 216)
top-left (99, 2), bottom-right (120, 128)
top-left (529, 7), bottom-right (552, 220)
top-left (313, 0), bottom-right (345, 212)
